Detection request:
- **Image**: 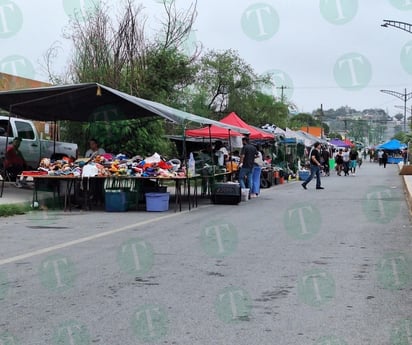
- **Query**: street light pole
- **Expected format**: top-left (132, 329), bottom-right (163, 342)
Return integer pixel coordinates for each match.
top-left (381, 19), bottom-right (412, 34)
top-left (380, 89), bottom-right (412, 132)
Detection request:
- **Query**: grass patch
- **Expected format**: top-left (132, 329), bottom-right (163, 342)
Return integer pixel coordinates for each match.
top-left (0, 203), bottom-right (31, 217)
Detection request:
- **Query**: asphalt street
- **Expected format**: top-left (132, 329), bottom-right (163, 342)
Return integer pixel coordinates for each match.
top-left (0, 161), bottom-right (411, 345)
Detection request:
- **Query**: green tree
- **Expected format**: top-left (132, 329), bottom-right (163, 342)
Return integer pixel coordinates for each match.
top-left (192, 49), bottom-right (272, 120)
top-left (53, 0), bottom-right (197, 157)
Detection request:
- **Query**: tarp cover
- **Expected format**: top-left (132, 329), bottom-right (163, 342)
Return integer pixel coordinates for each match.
top-left (185, 112), bottom-right (274, 140)
top-left (0, 83), bottom-right (250, 134)
top-left (376, 139), bottom-right (406, 150)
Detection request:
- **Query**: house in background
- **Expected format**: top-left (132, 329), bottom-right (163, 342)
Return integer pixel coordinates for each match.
top-left (0, 72), bottom-right (60, 140)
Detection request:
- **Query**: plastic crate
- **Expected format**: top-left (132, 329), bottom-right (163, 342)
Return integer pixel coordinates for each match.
top-left (145, 192), bottom-right (170, 212)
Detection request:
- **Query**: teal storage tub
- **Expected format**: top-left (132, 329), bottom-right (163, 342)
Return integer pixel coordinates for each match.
top-left (105, 190), bottom-right (128, 212)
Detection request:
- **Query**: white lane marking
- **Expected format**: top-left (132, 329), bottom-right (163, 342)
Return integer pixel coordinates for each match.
top-left (0, 211), bottom-right (184, 266)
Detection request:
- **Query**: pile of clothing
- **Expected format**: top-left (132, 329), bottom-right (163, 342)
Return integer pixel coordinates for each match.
top-left (35, 153), bottom-right (184, 178)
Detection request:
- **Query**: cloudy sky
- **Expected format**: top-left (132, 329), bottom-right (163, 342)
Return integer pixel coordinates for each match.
top-left (2, 0), bottom-right (412, 116)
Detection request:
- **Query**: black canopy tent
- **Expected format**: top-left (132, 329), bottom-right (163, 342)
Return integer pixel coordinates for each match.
top-left (0, 82), bottom-right (250, 197)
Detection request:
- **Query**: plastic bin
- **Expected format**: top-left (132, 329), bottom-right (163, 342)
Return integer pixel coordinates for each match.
top-left (298, 170), bottom-right (310, 181)
top-left (145, 192), bottom-right (170, 212)
top-left (105, 190), bottom-right (128, 212)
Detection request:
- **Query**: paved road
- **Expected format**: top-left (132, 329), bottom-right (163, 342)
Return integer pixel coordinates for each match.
top-left (0, 161), bottom-right (411, 345)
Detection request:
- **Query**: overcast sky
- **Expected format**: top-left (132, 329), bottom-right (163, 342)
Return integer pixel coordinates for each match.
top-left (2, 0), bottom-right (412, 116)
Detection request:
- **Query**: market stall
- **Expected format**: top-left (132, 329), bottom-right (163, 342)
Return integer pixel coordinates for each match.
top-left (0, 83), bottom-right (250, 210)
top-left (376, 139), bottom-right (406, 164)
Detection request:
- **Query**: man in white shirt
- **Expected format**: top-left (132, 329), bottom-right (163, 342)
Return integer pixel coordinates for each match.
top-left (85, 138), bottom-right (106, 158)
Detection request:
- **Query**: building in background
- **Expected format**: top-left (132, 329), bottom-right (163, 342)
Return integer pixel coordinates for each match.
top-left (0, 72), bottom-right (59, 140)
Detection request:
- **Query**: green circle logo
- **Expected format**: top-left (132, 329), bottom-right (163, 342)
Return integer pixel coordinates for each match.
top-left (362, 185), bottom-right (401, 224)
top-left (215, 287), bottom-right (252, 323)
top-left (0, 0), bottom-right (23, 38)
top-left (284, 202), bottom-right (322, 240)
top-left (389, 0), bottom-right (412, 10)
top-left (131, 304), bottom-right (168, 343)
top-left (377, 252), bottom-right (412, 290)
top-left (0, 270), bottom-right (8, 300)
top-left (333, 52), bottom-right (372, 90)
top-left (320, 0), bottom-right (358, 25)
top-left (241, 3), bottom-right (280, 41)
top-left (298, 269), bottom-right (335, 307)
top-left (63, 0), bottom-right (99, 21)
top-left (117, 238), bottom-right (154, 276)
top-left (91, 104), bottom-right (125, 121)
top-left (262, 69), bottom-right (294, 101)
top-left (201, 220), bottom-right (238, 258)
top-left (0, 332), bottom-right (19, 345)
top-left (39, 254), bottom-right (76, 292)
top-left (52, 320), bottom-right (90, 345)
top-left (26, 191), bottom-right (61, 227)
top-left (182, 30), bottom-right (198, 57)
top-left (400, 40), bottom-right (412, 75)
top-left (0, 55), bottom-right (35, 79)
top-left (390, 318), bottom-right (412, 344)
top-left (315, 335), bottom-right (348, 345)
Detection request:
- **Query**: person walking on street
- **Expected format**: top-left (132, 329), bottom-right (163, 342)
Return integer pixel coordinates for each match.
top-left (238, 137), bottom-right (258, 197)
top-left (382, 151), bottom-right (388, 168)
top-left (342, 147), bottom-right (350, 176)
top-left (302, 142), bottom-right (324, 190)
top-left (349, 148), bottom-right (358, 176)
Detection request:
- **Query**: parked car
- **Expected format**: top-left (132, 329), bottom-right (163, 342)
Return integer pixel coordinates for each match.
top-left (0, 116), bottom-right (78, 169)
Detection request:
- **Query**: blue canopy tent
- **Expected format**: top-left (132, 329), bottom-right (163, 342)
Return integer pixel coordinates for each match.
top-left (376, 139), bottom-right (406, 164)
top-left (376, 139), bottom-right (406, 150)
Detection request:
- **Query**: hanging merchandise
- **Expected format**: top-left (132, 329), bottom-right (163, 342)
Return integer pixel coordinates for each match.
top-left (188, 152), bottom-right (196, 177)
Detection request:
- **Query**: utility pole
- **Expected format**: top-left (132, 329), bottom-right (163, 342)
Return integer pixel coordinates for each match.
top-left (276, 85), bottom-right (289, 103)
top-left (380, 89), bottom-right (412, 132)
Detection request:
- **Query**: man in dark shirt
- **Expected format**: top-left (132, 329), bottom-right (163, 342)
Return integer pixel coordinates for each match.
top-left (302, 142), bottom-right (324, 190)
top-left (239, 137), bottom-right (257, 193)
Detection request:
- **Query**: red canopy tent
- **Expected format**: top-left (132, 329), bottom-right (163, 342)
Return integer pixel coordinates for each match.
top-left (185, 112), bottom-right (274, 140)
top-left (343, 138), bottom-right (355, 147)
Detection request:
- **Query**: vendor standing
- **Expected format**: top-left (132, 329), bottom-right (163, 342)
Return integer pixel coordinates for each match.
top-left (4, 136), bottom-right (27, 182)
top-left (85, 138), bottom-right (105, 158)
